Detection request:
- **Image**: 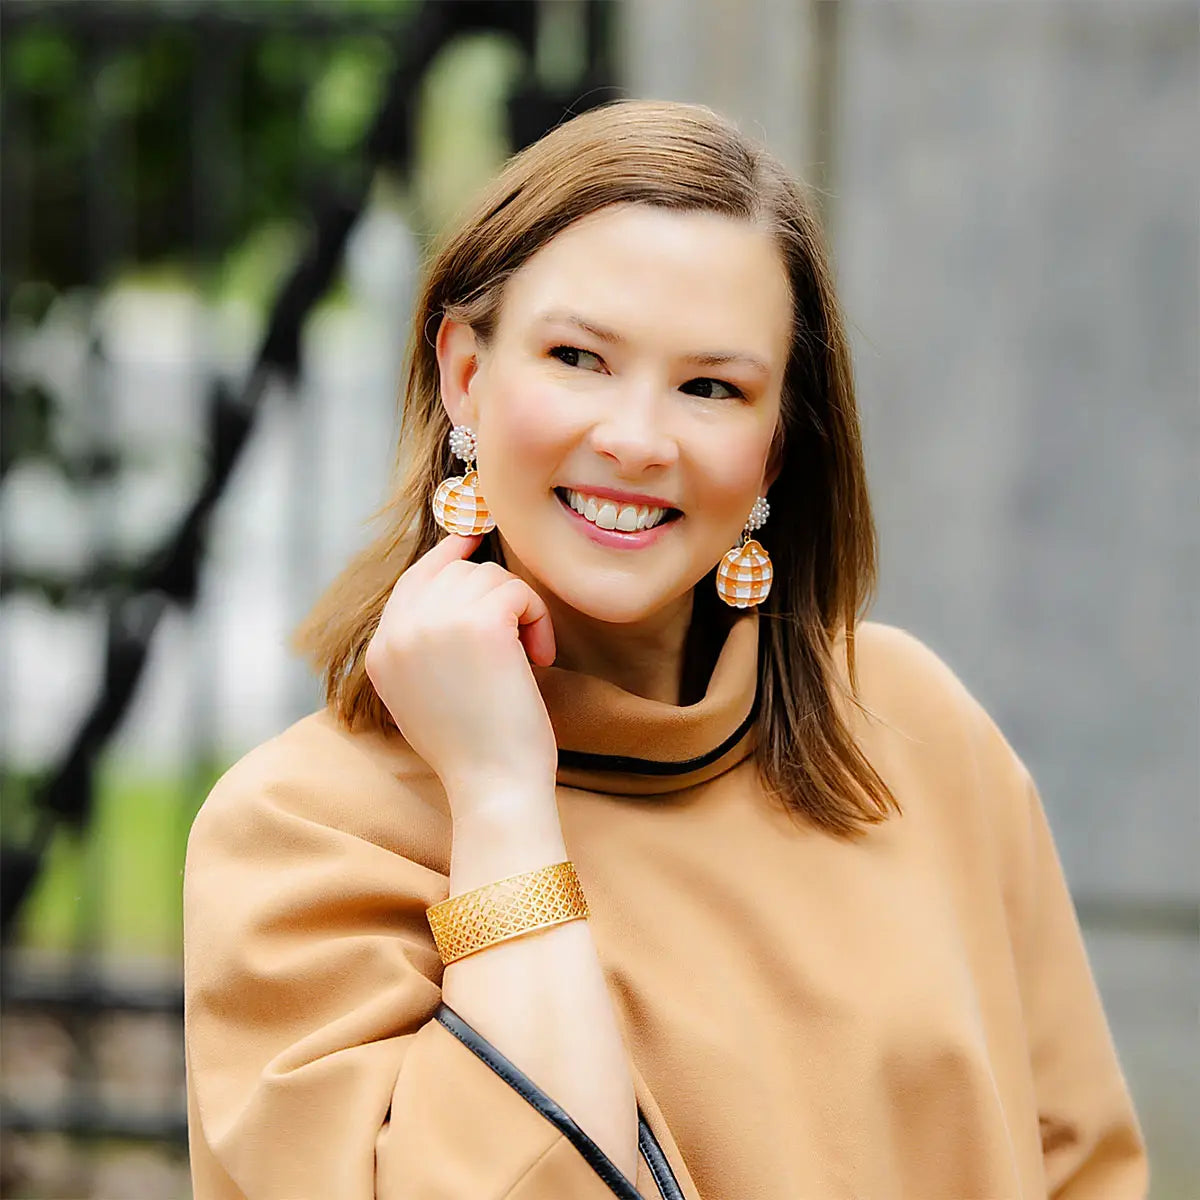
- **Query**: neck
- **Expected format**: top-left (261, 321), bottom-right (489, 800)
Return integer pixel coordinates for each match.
top-left (491, 536), bottom-right (709, 705)
top-left (547, 589), bottom-right (695, 705)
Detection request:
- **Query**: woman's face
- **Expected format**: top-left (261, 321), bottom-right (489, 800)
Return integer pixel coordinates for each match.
top-left (438, 203), bottom-right (792, 626)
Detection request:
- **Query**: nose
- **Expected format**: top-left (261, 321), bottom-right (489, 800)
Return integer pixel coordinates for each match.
top-left (588, 390), bottom-right (679, 476)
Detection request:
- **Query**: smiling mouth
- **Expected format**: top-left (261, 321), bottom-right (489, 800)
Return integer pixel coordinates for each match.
top-left (554, 488), bottom-right (683, 534)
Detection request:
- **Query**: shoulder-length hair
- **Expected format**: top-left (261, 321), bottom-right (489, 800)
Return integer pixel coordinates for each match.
top-left (292, 99), bottom-right (898, 837)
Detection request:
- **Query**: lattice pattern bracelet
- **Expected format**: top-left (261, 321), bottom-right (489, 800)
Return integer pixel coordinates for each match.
top-left (426, 861), bottom-right (590, 965)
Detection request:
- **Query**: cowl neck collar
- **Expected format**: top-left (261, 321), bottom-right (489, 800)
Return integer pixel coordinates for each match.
top-left (533, 612), bottom-right (760, 796)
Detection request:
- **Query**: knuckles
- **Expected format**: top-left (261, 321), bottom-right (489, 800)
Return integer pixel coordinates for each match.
top-left (369, 609), bottom-right (513, 665)
top-left (366, 560), bottom-right (524, 685)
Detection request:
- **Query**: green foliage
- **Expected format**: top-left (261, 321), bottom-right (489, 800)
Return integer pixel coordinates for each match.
top-left (1, 4), bottom-right (418, 288)
top-left (415, 32), bottom-right (526, 229)
top-left (4, 24), bottom-right (79, 94)
top-left (7, 758), bottom-right (229, 960)
top-left (307, 35), bottom-right (392, 154)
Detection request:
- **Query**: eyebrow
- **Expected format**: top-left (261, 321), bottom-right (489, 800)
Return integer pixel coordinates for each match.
top-left (537, 309), bottom-right (772, 377)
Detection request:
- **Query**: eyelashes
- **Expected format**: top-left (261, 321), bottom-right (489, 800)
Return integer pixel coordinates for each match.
top-left (547, 345), bottom-right (745, 401)
top-left (549, 345), bottom-right (603, 370)
top-left (681, 377), bottom-right (744, 402)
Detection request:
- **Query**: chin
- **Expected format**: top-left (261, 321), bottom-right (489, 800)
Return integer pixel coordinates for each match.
top-left (540, 572), bottom-right (684, 627)
top-left (496, 524), bottom-right (700, 625)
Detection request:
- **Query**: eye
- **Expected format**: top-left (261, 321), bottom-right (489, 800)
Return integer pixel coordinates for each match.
top-left (680, 378), bottom-right (744, 401)
top-left (549, 345), bottom-right (606, 371)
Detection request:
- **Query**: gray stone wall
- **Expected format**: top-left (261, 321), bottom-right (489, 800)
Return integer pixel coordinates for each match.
top-left (835, 0), bottom-right (1198, 903)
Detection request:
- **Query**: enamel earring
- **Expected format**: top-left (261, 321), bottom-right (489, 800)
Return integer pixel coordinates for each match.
top-left (716, 496), bottom-right (773, 608)
top-left (432, 425), bottom-right (496, 536)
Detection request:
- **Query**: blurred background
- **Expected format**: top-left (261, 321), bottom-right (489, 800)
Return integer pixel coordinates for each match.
top-left (0, 0), bottom-right (1195, 1196)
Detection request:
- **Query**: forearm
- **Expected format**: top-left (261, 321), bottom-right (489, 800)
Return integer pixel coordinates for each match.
top-left (439, 788), bottom-right (639, 1183)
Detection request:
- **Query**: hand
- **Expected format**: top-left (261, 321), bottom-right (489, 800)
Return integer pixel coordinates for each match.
top-left (365, 533), bottom-right (560, 818)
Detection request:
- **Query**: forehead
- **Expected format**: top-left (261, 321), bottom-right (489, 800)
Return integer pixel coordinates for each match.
top-left (497, 204), bottom-right (793, 370)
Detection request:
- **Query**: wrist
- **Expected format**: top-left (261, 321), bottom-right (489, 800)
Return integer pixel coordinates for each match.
top-left (447, 783), bottom-right (567, 897)
top-left (451, 793), bottom-right (564, 845)
top-left (445, 776), bottom-right (559, 828)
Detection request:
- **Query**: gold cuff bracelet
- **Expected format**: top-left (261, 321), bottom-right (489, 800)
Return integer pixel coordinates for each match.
top-left (426, 860), bottom-right (589, 965)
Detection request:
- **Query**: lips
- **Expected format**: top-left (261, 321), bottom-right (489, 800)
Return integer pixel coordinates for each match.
top-left (553, 488), bottom-right (682, 540)
top-left (561, 488), bottom-right (670, 533)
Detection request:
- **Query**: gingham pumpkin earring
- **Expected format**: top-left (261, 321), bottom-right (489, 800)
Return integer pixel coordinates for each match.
top-left (716, 495), bottom-right (773, 608)
top-left (432, 425), bottom-right (496, 536)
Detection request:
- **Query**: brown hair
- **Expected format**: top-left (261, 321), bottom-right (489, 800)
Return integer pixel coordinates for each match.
top-left (292, 99), bottom-right (898, 836)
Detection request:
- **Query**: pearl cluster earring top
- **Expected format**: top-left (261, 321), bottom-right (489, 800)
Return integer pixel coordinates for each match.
top-left (745, 495), bottom-right (770, 532)
top-left (448, 424), bottom-right (478, 465)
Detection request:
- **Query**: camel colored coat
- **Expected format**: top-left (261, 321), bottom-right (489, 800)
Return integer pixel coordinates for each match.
top-left (183, 616), bottom-right (1147, 1198)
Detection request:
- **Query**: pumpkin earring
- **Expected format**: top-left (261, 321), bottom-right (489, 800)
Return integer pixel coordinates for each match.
top-left (716, 496), bottom-right (773, 608)
top-left (432, 425), bottom-right (496, 536)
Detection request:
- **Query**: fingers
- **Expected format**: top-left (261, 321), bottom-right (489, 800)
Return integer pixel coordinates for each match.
top-left (519, 615), bottom-right (557, 668)
top-left (402, 531), bottom-right (483, 589)
top-left (430, 559), bottom-right (512, 606)
top-left (481, 577), bottom-right (557, 667)
top-left (383, 532), bottom-right (556, 667)
top-left (378, 533), bottom-right (480, 631)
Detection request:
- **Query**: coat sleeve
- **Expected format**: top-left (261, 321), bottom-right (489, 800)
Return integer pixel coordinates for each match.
top-left (1005, 765), bottom-right (1149, 1199)
top-left (182, 733), bottom-right (658, 1200)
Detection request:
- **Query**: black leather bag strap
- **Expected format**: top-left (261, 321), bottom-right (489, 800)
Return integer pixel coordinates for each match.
top-left (435, 1003), bottom-right (685, 1198)
top-left (638, 1114), bottom-right (686, 1200)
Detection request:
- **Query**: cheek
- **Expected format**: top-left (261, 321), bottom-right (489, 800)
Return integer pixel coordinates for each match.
top-left (689, 422), bottom-right (775, 514)
top-left (477, 379), bottom-right (576, 496)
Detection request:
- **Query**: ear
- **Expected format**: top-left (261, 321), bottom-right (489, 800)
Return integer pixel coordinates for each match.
top-left (434, 316), bottom-right (483, 428)
top-left (761, 426), bottom-right (785, 493)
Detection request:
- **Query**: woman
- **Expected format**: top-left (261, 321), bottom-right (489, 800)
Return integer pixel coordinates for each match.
top-left (183, 100), bottom-right (1147, 1199)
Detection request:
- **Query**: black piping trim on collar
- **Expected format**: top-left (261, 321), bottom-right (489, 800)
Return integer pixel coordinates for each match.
top-left (434, 1003), bottom-right (681, 1198)
top-left (556, 700), bottom-right (758, 777)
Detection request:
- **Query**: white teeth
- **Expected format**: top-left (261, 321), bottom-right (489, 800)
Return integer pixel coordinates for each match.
top-left (615, 505), bottom-right (640, 532)
top-left (594, 502), bottom-right (619, 530)
top-left (563, 489), bottom-right (670, 533)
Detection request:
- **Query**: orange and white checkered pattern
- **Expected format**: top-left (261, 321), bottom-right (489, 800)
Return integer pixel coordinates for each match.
top-left (432, 471), bottom-right (496, 536)
top-left (717, 538), bottom-right (773, 608)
